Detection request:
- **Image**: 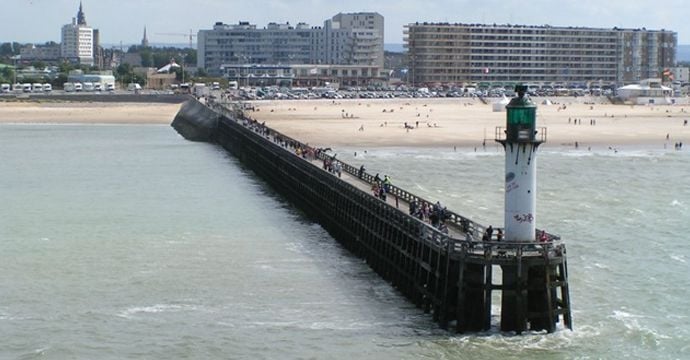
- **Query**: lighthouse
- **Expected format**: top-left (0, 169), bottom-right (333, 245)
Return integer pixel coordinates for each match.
top-left (496, 85), bottom-right (551, 333)
top-left (498, 85), bottom-right (542, 242)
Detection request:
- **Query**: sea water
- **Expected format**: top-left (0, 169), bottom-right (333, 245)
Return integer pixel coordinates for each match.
top-left (0, 124), bottom-right (688, 359)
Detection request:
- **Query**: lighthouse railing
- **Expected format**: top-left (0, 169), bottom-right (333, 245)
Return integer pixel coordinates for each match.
top-left (495, 126), bottom-right (548, 142)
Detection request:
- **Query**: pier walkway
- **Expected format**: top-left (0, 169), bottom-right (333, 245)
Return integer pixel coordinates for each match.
top-left (198, 99), bottom-right (572, 333)
top-left (211, 100), bottom-right (559, 246)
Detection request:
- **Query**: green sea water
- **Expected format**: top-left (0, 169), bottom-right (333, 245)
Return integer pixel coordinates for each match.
top-left (1, 124), bottom-right (688, 359)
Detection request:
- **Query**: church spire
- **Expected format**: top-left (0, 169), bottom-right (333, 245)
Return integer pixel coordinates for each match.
top-left (142, 26), bottom-right (150, 47)
top-left (77, 1), bottom-right (87, 26)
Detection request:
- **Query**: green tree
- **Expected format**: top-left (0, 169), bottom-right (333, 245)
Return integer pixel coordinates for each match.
top-left (141, 49), bottom-right (154, 67)
top-left (0, 66), bottom-right (14, 83)
top-left (52, 74), bottom-right (68, 88)
top-left (31, 61), bottom-right (46, 69)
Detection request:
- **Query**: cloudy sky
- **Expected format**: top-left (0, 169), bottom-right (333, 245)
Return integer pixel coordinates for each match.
top-left (1, 0), bottom-right (686, 45)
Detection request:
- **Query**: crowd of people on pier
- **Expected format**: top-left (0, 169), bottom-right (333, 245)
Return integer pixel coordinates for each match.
top-left (409, 199), bottom-right (450, 234)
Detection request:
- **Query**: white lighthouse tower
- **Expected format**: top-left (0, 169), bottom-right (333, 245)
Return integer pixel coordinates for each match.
top-left (497, 85), bottom-right (543, 241)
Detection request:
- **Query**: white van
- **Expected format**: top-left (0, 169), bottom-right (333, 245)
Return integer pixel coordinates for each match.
top-left (64, 82), bottom-right (75, 92)
top-left (0, 83), bottom-right (10, 93)
top-left (42, 83), bottom-right (52, 92)
top-left (74, 83), bottom-right (83, 92)
top-left (83, 82), bottom-right (94, 92)
top-left (32, 83), bottom-right (43, 92)
top-left (211, 81), bottom-right (221, 90)
top-left (22, 83), bottom-right (32, 92)
top-left (105, 83), bottom-right (115, 92)
top-left (93, 83), bottom-right (102, 91)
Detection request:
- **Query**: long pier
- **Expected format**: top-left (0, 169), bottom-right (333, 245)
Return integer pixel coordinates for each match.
top-left (172, 99), bottom-right (572, 333)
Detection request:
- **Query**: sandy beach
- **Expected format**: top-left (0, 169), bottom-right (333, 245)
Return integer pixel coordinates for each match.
top-left (0, 101), bottom-right (181, 124)
top-left (2, 97), bottom-right (689, 149)
top-left (247, 97), bottom-right (690, 149)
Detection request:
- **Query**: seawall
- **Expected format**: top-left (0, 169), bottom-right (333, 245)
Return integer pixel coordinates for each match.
top-left (0, 93), bottom-right (191, 104)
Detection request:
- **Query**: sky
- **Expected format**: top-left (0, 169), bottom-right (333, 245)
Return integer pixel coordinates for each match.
top-left (0, 0), bottom-right (687, 46)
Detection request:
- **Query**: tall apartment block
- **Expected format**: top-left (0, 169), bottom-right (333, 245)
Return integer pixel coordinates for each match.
top-left (61, 1), bottom-right (98, 66)
top-left (197, 12), bottom-right (384, 77)
top-left (404, 22), bottom-right (677, 86)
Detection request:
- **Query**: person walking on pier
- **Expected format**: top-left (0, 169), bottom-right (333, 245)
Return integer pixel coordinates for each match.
top-left (482, 225), bottom-right (494, 241)
top-left (383, 175), bottom-right (392, 193)
top-left (358, 165), bottom-right (365, 179)
top-left (409, 200), bottom-right (417, 216)
top-left (539, 230), bottom-right (548, 242)
top-left (334, 161), bottom-right (342, 178)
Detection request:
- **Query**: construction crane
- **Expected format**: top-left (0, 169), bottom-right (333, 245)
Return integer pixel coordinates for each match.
top-left (155, 29), bottom-right (197, 49)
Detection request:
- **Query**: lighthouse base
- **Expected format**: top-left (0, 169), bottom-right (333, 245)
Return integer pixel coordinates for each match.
top-left (500, 255), bottom-right (569, 333)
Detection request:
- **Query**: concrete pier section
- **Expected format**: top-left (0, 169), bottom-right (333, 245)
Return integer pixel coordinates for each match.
top-left (171, 98), bottom-right (572, 334)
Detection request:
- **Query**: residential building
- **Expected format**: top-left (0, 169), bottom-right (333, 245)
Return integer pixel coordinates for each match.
top-left (197, 12), bottom-right (384, 81)
top-left (404, 22), bottom-right (677, 86)
top-left (61, 2), bottom-right (100, 66)
top-left (20, 43), bottom-right (61, 63)
top-left (220, 63), bottom-right (385, 88)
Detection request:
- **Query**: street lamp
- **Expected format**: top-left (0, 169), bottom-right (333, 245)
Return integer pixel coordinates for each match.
top-left (11, 55), bottom-right (20, 85)
top-left (178, 53), bottom-right (186, 84)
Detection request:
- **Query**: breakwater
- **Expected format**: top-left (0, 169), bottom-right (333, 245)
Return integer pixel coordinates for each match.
top-left (171, 99), bottom-right (572, 333)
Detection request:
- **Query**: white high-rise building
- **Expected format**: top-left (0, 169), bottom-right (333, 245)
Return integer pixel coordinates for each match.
top-left (61, 2), bottom-right (94, 65)
top-left (197, 12), bottom-right (384, 77)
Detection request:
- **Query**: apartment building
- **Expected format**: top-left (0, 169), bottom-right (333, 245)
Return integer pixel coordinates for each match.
top-left (197, 12), bottom-right (384, 78)
top-left (404, 22), bottom-right (676, 86)
top-left (61, 2), bottom-right (97, 66)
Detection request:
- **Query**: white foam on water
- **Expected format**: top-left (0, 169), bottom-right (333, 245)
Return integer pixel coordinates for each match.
top-left (609, 309), bottom-right (671, 347)
top-left (117, 303), bottom-right (199, 319)
top-left (629, 208), bottom-right (644, 215)
top-left (593, 263), bottom-right (610, 270)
